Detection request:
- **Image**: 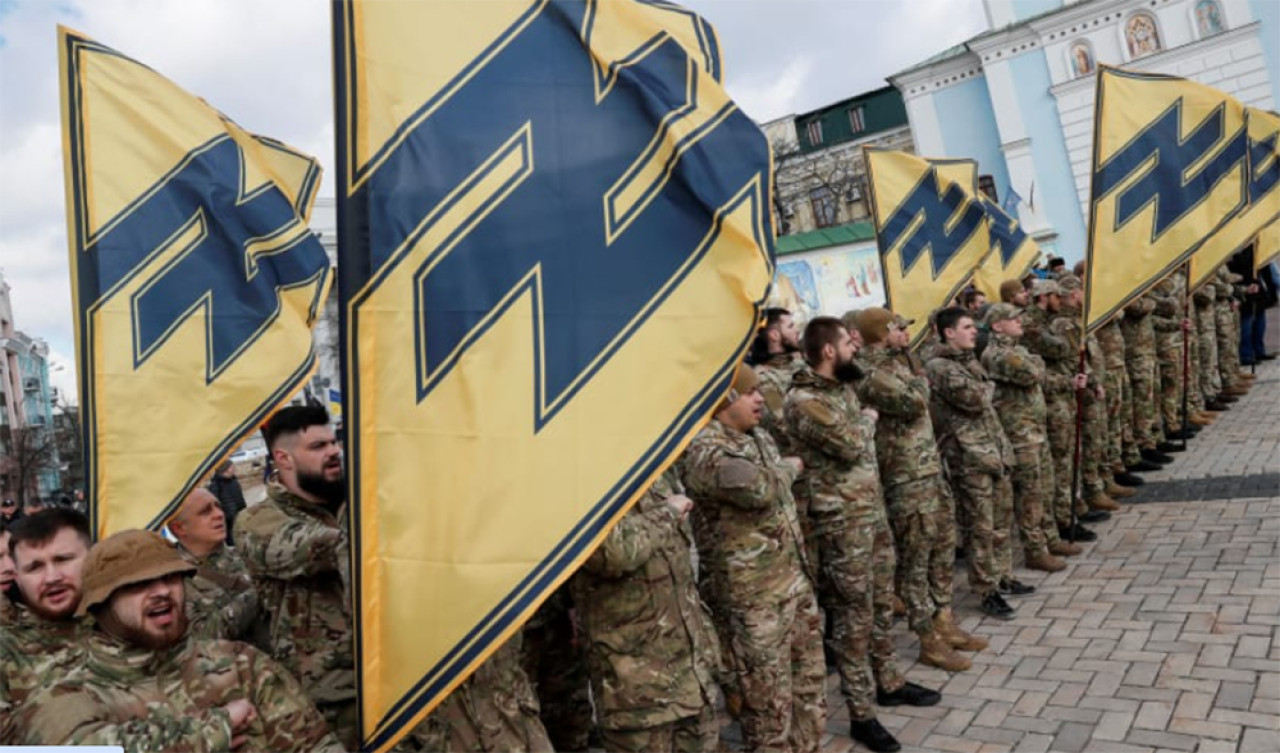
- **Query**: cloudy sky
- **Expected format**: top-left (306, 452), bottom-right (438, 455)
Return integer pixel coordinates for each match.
top-left (0, 0), bottom-right (989, 401)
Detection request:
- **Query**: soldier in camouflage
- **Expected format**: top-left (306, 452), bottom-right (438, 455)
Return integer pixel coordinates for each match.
top-left (926, 307), bottom-right (1020, 620)
top-left (11, 529), bottom-right (343, 752)
top-left (1214, 268), bottom-right (1251, 397)
top-left (980, 303), bottom-right (1069, 579)
top-left (168, 488), bottom-right (262, 645)
top-left (853, 308), bottom-right (986, 673)
top-left (409, 632), bottom-right (554, 753)
top-left (784, 317), bottom-right (941, 753)
top-left (682, 362), bottom-right (827, 753)
top-left (569, 469), bottom-right (721, 753)
top-left (1, 508), bottom-right (92, 744)
top-left (519, 585), bottom-right (592, 752)
top-left (1194, 281), bottom-right (1224, 406)
top-left (234, 405), bottom-right (357, 749)
top-left (1094, 314), bottom-right (1135, 474)
top-left (1120, 295), bottom-right (1173, 470)
top-left (753, 308), bottom-right (806, 455)
top-left (1149, 276), bottom-right (1192, 440)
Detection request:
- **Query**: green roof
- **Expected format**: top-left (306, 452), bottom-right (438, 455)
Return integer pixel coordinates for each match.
top-left (776, 221), bottom-right (876, 256)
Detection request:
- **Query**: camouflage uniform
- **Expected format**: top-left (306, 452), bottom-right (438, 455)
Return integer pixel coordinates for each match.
top-left (176, 541), bottom-right (262, 645)
top-left (1120, 298), bottom-right (1160, 452)
top-left (1150, 276), bottom-right (1187, 433)
top-left (12, 630), bottom-right (342, 751)
top-left (755, 352), bottom-right (805, 455)
top-left (981, 332), bottom-right (1054, 563)
top-left (1213, 269), bottom-right (1242, 389)
top-left (570, 470), bottom-right (721, 753)
top-left (785, 366), bottom-right (906, 722)
top-left (1052, 306), bottom-right (1106, 511)
top-left (682, 419), bottom-right (826, 753)
top-left (926, 345), bottom-right (1015, 595)
top-left (855, 345), bottom-right (953, 635)
top-left (1020, 304), bottom-right (1076, 532)
top-left (410, 633), bottom-right (553, 753)
top-left (234, 483), bottom-right (356, 749)
top-left (1194, 283), bottom-right (1221, 400)
top-left (1095, 319), bottom-right (1132, 468)
top-left (0, 607), bottom-right (86, 743)
top-left (519, 586), bottom-right (591, 752)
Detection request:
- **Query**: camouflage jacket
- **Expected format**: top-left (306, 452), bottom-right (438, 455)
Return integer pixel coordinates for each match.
top-left (410, 631), bottom-right (551, 753)
top-left (1095, 318), bottom-right (1127, 373)
top-left (234, 484), bottom-right (354, 707)
top-left (1193, 280), bottom-right (1216, 307)
top-left (1052, 306), bottom-right (1106, 398)
top-left (926, 344), bottom-right (1014, 476)
top-left (855, 346), bottom-right (942, 487)
top-left (755, 352), bottom-right (805, 455)
top-left (1021, 305), bottom-right (1076, 399)
top-left (1150, 278), bottom-right (1185, 337)
top-left (0, 606), bottom-right (87, 743)
top-left (1120, 298), bottom-right (1157, 359)
top-left (177, 542), bottom-right (262, 645)
top-left (571, 470), bottom-right (720, 729)
top-left (981, 333), bottom-right (1048, 449)
top-left (681, 420), bottom-right (811, 603)
top-left (12, 630), bottom-right (342, 752)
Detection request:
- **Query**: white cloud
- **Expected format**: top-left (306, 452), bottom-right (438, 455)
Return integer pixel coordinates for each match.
top-left (728, 55), bottom-right (815, 122)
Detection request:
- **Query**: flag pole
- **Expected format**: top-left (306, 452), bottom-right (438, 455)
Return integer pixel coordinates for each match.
top-left (1069, 347), bottom-right (1085, 543)
top-left (1181, 263), bottom-right (1191, 452)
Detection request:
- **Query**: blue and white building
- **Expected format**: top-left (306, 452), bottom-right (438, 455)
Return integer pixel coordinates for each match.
top-left (889, 0), bottom-right (1278, 262)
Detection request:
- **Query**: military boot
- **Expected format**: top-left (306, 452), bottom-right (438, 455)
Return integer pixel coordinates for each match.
top-left (892, 595), bottom-right (907, 618)
top-left (919, 629), bottom-right (972, 671)
top-left (1088, 493), bottom-right (1121, 511)
top-left (1106, 481), bottom-right (1136, 498)
top-left (1189, 412), bottom-right (1215, 426)
top-left (933, 607), bottom-right (988, 651)
top-left (1025, 551), bottom-right (1067, 572)
top-left (1050, 540), bottom-right (1084, 556)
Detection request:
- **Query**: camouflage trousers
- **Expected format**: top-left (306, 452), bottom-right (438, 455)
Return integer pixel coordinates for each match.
top-left (1008, 445), bottom-right (1053, 563)
top-left (1216, 303), bottom-right (1240, 389)
top-left (1156, 334), bottom-right (1184, 432)
top-left (1187, 317), bottom-right (1204, 411)
top-left (1045, 395), bottom-right (1076, 529)
top-left (1197, 305), bottom-right (1221, 398)
top-left (521, 595), bottom-right (592, 752)
top-left (1033, 442), bottom-right (1063, 548)
top-left (812, 508), bottom-right (905, 721)
top-left (884, 476), bottom-right (952, 636)
top-left (724, 574), bottom-right (826, 753)
top-left (1104, 369), bottom-right (1129, 469)
top-left (319, 699), bottom-right (359, 753)
top-left (1127, 354), bottom-right (1160, 450)
top-left (1081, 395), bottom-right (1107, 507)
top-left (950, 471), bottom-right (1013, 596)
top-left (600, 705), bottom-right (718, 753)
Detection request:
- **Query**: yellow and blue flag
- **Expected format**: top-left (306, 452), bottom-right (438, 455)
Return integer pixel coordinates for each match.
top-left (332, 1), bottom-right (773, 748)
top-left (972, 194), bottom-right (1041, 299)
top-left (1188, 107), bottom-right (1280, 289)
top-left (1257, 219), bottom-right (1280, 271)
top-left (1084, 66), bottom-right (1249, 330)
top-left (58, 27), bottom-right (331, 538)
top-left (866, 149), bottom-right (990, 346)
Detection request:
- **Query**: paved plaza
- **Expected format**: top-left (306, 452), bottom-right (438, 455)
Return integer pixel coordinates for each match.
top-left (802, 353), bottom-right (1280, 752)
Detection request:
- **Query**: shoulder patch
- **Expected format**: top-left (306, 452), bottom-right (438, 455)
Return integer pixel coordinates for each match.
top-left (716, 457), bottom-right (760, 489)
top-left (800, 399), bottom-right (838, 426)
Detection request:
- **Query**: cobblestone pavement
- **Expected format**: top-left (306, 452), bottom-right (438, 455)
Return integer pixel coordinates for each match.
top-left (724, 355), bottom-right (1280, 752)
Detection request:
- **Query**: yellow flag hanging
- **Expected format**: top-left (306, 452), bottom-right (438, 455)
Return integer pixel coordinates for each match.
top-left (866, 149), bottom-right (990, 347)
top-left (58, 27), bottom-right (331, 537)
top-left (1258, 219), bottom-right (1280, 271)
top-left (332, 1), bottom-right (774, 748)
top-left (1084, 66), bottom-right (1249, 331)
top-left (1188, 107), bottom-right (1280, 289)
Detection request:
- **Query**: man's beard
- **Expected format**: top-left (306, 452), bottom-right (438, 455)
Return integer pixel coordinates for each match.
top-left (781, 341), bottom-right (801, 354)
top-left (100, 602), bottom-right (188, 651)
top-left (835, 357), bottom-right (862, 383)
top-left (298, 468), bottom-right (346, 508)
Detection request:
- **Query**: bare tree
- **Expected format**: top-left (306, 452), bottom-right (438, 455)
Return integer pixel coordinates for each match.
top-left (7, 425), bottom-right (57, 505)
top-left (771, 137), bottom-right (869, 235)
top-left (52, 392), bottom-right (84, 495)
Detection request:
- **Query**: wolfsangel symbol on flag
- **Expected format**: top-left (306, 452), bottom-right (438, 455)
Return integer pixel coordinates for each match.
top-left (57, 27), bottom-right (332, 538)
top-left (865, 148), bottom-right (990, 348)
top-left (1083, 66), bottom-right (1249, 332)
top-left (1258, 218), bottom-right (1280, 271)
top-left (1188, 107), bottom-right (1280, 290)
top-left (332, 0), bottom-right (774, 748)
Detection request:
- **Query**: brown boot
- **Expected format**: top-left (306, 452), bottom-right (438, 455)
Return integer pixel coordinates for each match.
top-left (1190, 412), bottom-right (1215, 425)
top-left (1107, 481), bottom-right (1136, 498)
top-left (1222, 386), bottom-right (1249, 397)
top-left (933, 608), bottom-right (988, 652)
top-left (1089, 494), bottom-right (1121, 511)
top-left (1237, 372), bottom-right (1257, 381)
top-left (892, 595), bottom-right (907, 618)
top-left (1050, 540), bottom-right (1084, 556)
top-left (1025, 551), bottom-right (1067, 572)
top-left (919, 629), bottom-right (973, 671)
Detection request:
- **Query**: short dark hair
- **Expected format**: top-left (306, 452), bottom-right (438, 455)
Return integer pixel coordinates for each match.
top-left (749, 308), bottom-right (792, 364)
top-left (934, 307), bottom-right (972, 341)
top-left (802, 316), bottom-right (846, 366)
top-left (1048, 256), bottom-right (1066, 269)
top-left (263, 405), bottom-right (332, 451)
top-left (961, 289), bottom-right (986, 308)
top-left (8, 507), bottom-right (91, 559)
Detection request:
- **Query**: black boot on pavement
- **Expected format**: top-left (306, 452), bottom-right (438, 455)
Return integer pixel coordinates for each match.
top-left (980, 592), bottom-right (1017, 620)
top-left (998, 578), bottom-right (1036, 596)
top-left (1127, 460), bottom-right (1163, 473)
top-left (1079, 509), bottom-right (1111, 523)
top-left (1114, 471), bottom-right (1145, 487)
top-left (849, 718), bottom-right (901, 753)
top-left (1141, 448), bottom-right (1175, 464)
top-left (1060, 523), bottom-right (1098, 542)
top-left (1156, 441), bottom-right (1185, 453)
top-left (877, 682), bottom-right (941, 707)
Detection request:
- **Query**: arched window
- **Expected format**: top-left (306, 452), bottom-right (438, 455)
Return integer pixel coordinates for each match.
top-left (1069, 41), bottom-right (1095, 77)
top-left (1125, 13), bottom-right (1162, 58)
top-left (1194, 0), bottom-right (1227, 37)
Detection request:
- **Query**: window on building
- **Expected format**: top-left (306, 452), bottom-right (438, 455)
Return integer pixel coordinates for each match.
top-left (1194, 0), bottom-right (1226, 37)
top-left (810, 186), bottom-right (838, 228)
top-left (978, 175), bottom-right (998, 203)
top-left (848, 107), bottom-right (866, 134)
top-left (806, 120), bottom-right (823, 146)
top-left (1125, 13), bottom-right (1162, 58)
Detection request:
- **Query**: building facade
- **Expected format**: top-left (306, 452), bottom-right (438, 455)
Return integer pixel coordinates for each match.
top-left (766, 86), bottom-right (915, 236)
top-left (889, 0), bottom-right (1279, 263)
top-left (0, 271), bottom-right (61, 502)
